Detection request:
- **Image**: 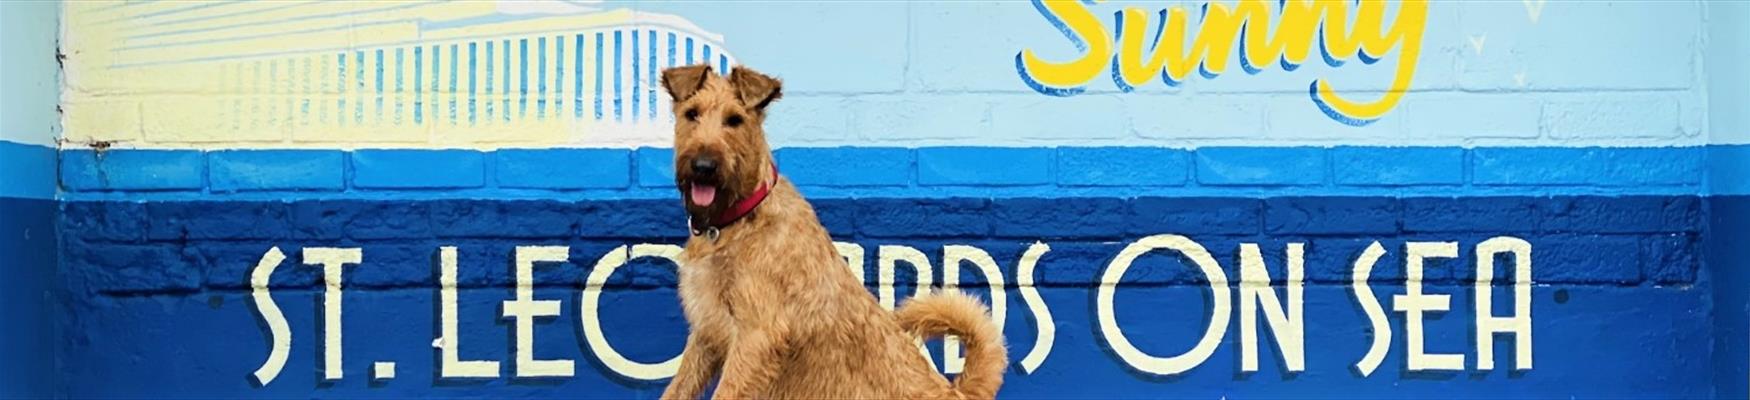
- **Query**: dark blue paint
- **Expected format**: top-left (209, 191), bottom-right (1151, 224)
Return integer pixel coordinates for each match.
top-left (0, 198), bottom-right (57, 398)
top-left (50, 195), bottom-right (1717, 397)
top-left (1710, 196), bottom-right (1750, 398)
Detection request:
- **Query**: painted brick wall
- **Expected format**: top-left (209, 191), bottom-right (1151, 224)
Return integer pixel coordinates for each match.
top-left (40, 0), bottom-right (1750, 398)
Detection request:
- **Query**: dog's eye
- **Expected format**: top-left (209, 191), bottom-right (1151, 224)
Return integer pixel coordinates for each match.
top-left (683, 108), bottom-right (700, 122)
top-left (724, 114), bottom-right (744, 128)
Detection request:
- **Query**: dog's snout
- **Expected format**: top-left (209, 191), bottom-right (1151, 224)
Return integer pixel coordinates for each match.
top-left (690, 157), bottom-right (719, 177)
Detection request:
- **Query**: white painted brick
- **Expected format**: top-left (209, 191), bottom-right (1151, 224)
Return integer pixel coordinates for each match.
top-left (1402, 95), bottom-right (1540, 139)
top-left (848, 95), bottom-right (991, 141)
top-left (1542, 94), bottom-right (1684, 139)
top-left (1126, 94), bottom-right (1265, 139)
top-left (990, 94), bottom-right (1129, 140)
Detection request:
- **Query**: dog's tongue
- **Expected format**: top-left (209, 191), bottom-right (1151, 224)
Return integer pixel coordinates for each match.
top-left (690, 183), bottom-right (717, 207)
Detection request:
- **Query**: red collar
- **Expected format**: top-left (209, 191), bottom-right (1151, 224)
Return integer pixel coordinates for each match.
top-left (697, 165), bottom-right (778, 234)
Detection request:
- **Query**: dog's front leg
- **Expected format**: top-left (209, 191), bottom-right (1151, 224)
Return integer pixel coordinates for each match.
top-left (712, 277), bottom-right (792, 399)
top-left (712, 325), bottom-right (788, 399)
top-left (661, 333), bottom-right (724, 400)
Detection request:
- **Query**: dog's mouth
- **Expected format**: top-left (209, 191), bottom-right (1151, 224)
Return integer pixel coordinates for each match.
top-left (689, 182), bottom-right (718, 207)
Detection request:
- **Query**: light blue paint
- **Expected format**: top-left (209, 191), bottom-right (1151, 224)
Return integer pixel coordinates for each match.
top-left (776, 147), bottom-right (912, 187)
top-left (1710, 1), bottom-right (1750, 145)
top-left (469, 42), bottom-right (478, 125)
top-left (393, 47), bottom-right (403, 125)
top-left (1332, 147), bottom-right (1465, 186)
top-left (374, 49), bottom-right (384, 124)
top-left (51, 146), bottom-right (1725, 201)
top-left (636, 147), bottom-right (676, 188)
top-left (0, 1), bottom-right (60, 146)
top-left (501, 39), bottom-right (511, 123)
top-left (1474, 147), bottom-right (1704, 187)
top-left (521, 38), bottom-right (531, 119)
top-left (0, 141), bottom-right (56, 199)
top-left (354, 50), bottom-right (365, 125)
top-left (575, 34), bottom-right (586, 119)
top-left (649, 30), bottom-right (658, 120)
top-left (640, 29), bottom-right (647, 121)
top-left (208, 150), bottom-right (345, 192)
top-left (1056, 147), bottom-right (1189, 187)
top-left (1712, 145), bottom-right (1750, 195)
top-left (486, 41), bottom-right (495, 123)
top-left (1196, 147), bottom-right (1325, 186)
top-left (614, 31), bottom-right (623, 121)
top-left (414, 46), bottom-right (423, 124)
top-left (596, 32), bottom-right (605, 120)
top-left (60, 150), bottom-right (206, 192)
top-left (496, 149), bottom-right (632, 189)
top-left (917, 147), bottom-right (1054, 186)
top-left (550, 36), bottom-right (560, 120)
top-left (351, 150), bottom-right (485, 189)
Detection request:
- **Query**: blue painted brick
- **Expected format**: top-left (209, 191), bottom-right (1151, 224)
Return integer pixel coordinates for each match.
top-left (857, 198), bottom-right (990, 238)
top-left (916, 147), bottom-right (1052, 186)
top-left (1265, 197), bottom-right (1400, 235)
top-left (1402, 197), bottom-right (1541, 233)
top-left (1332, 147), bottom-right (1464, 186)
top-left (1306, 238), bottom-right (1407, 283)
top-left (61, 201), bottom-right (147, 242)
top-left (349, 242), bottom-right (444, 288)
top-left (1056, 147), bottom-right (1189, 187)
top-left (208, 150), bottom-right (345, 192)
top-left (198, 244), bottom-right (321, 290)
top-left (1473, 147), bottom-right (1703, 186)
top-left (288, 201), bottom-right (350, 240)
top-left (145, 201), bottom-right (289, 241)
top-left (343, 202), bottom-right (435, 240)
top-left (990, 197), bottom-right (1129, 239)
top-left (66, 240), bottom-right (201, 294)
top-left (495, 149), bottom-right (631, 189)
top-left (1711, 145), bottom-right (1750, 195)
top-left (430, 200), bottom-right (579, 238)
top-left (1532, 235), bottom-right (1642, 284)
top-left (812, 199), bottom-right (858, 238)
top-left (577, 199), bottom-right (688, 239)
top-left (776, 147), bottom-right (911, 187)
top-left (1643, 234), bottom-right (1699, 284)
top-left (60, 150), bottom-right (204, 192)
top-left (1195, 147), bottom-right (1325, 186)
top-left (1129, 197), bottom-right (1263, 235)
top-left (1539, 196), bottom-right (1699, 233)
top-left (352, 149), bottom-right (485, 189)
top-left (636, 148), bottom-right (677, 188)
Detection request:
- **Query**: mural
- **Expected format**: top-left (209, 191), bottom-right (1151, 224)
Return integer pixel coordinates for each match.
top-left (63, 0), bottom-right (734, 147)
top-left (1016, 0), bottom-right (1427, 126)
top-left (38, 0), bottom-right (1742, 398)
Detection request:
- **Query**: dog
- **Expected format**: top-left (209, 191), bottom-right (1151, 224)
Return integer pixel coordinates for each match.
top-left (657, 64), bottom-right (1007, 399)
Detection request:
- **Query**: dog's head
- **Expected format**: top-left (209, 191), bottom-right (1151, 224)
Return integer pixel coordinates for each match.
top-left (661, 64), bottom-right (783, 226)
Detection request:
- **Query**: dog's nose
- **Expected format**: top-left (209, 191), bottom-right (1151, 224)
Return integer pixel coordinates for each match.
top-left (690, 157), bottom-right (719, 177)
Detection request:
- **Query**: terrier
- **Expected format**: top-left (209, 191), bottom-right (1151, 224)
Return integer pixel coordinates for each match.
top-left (658, 64), bottom-right (1007, 399)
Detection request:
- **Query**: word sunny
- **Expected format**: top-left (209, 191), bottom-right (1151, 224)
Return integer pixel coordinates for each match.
top-left (242, 234), bottom-right (1532, 386)
top-left (1015, 0), bottom-right (1429, 125)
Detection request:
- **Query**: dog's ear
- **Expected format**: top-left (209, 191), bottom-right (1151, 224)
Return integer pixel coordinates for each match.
top-left (661, 65), bottom-right (712, 102)
top-left (728, 66), bottom-right (782, 111)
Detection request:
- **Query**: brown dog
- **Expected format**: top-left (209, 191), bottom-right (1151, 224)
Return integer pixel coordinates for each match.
top-left (657, 64), bottom-right (1007, 399)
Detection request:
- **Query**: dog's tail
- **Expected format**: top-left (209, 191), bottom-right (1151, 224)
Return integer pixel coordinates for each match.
top-left (895, 290), bottom-right (1007, 400)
